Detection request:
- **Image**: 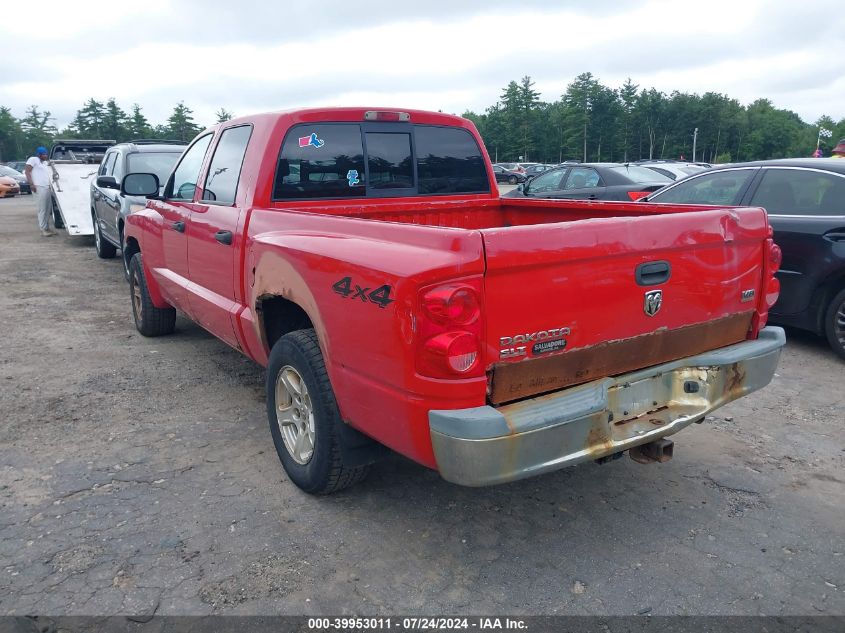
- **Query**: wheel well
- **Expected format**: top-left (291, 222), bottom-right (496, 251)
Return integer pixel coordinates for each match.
top-left (813, 272), bottom-right (845, 333)
top-left (259, 295), bottom-right (314, 351)
top-left (124, 236), bottom-right (140, 263)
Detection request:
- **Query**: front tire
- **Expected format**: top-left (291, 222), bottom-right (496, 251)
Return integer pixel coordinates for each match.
top-left (93, 210), bottom-right (117, 259)
top-left (508, 175), bottom-right (518, 184)
top-left (824, 288), bottom-right (845, 361)
top-left (266, 329), bottom-right (370, 494)
top-left (129, 252), bottom-right (176, 337)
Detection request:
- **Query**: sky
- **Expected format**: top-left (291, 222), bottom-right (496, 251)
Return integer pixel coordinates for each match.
top-left (2, 0), bottom-right (844, 131)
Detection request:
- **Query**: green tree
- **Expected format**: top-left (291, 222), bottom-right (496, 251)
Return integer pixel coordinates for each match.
top-left (19, 105), bottom-right (57, 149)
top-left (103, 98), bottom-right (130, 142)
top-left (128, 104), bottom-right (152, 139)
top-left (619, 78), bottom-right (639, 162)
top-left (0, 106), bottom-right (25, 161)
top-left (167, 102), bottom-right (201, 142)
top-left (215, 108), bottom-right (234, 123)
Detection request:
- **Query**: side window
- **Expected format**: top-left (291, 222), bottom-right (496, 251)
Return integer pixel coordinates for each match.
top-left (169, 134), bottom-right (213, 201)
top-left (751, 168), bottom-right (845, 216)
top-left (273, 124), bottom-right (365, 199)
top-left (100, 151), bottom-right (117, 177)
top-left (366, 132), bottom-right (413, 189)
top-left (652, 169), bottom-right (756, 205)
top-left (564, 167), bottom-right (601, 189)
top-left (414, 126), bottom-right (489, 194)
top-left (526, 168), bottom-right (566, 193)
top-left (201, 125), bottom-right (253, 205)
top-left (112, 151), bottom-right (124, 182)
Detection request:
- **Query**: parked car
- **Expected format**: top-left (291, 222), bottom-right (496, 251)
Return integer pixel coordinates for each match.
top-left (0, 175), bottom-right (21, 197)
top-left (492, 164), bottom-right (526, 184)
top-left (643, 158), bottom-right (845, 359)
top-left (5, 160), bottom-right (29, 173)
top-left (637, 161), bottom-right (709, 181)
top-left (504, 163), bottom-right (672, 201)
top-left (0, 165), bottom-right (31, 194)
top-left (523, 164), bottom-right (554, 178)
top-left (120, 107), bottom-right (783, 494)
top-left (90, 140), bottom-right (187, 277)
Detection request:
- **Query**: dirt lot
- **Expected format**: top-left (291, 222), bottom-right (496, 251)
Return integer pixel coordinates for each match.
top-left (1, 195), bottom-right (843, 616)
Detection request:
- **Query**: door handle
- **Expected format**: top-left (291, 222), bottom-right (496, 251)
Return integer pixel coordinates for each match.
top-left (171, 221), bottom-right (185, 232)
top-left (823, 229), bottom-right (845, 242)
top-left (636, 260), bottom-right (672, 286)
top-left (215, 230), bottom-right (233, 245)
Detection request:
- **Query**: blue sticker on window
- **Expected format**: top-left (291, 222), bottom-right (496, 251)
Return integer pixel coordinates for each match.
top-left (347, 169), bottom-right (360, 186)
top-left (298, 132), bottom-right (325, 149)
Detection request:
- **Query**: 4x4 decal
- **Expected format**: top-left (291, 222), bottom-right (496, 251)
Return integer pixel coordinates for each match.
top-left (332, 276), bottom-right (394, 308)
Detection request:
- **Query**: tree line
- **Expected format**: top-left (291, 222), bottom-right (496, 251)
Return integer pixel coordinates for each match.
top-left (2, 73), bottom-right (844, 163)
top-left (0, 99), bottom-right (234, 161)
top-left (463, 73), bottom-right (845, 164)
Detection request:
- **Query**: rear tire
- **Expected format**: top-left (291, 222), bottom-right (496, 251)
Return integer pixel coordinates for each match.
top-left (823, 288), bottom-right (845, 361)
top-left (52, 196), bottom-right (64, 229)
top-left (508, 175), bottom-right (518, 184)
top-left (266, 329), bottom-right (370, 494)
top-left (93, 209), bottom-right (117, 259)
top-left (129, 252), bottom-right (175, 337)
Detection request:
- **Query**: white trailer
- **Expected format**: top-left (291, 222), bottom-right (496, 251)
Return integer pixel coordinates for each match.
top-left (48, 140), bottom-right (114, 236)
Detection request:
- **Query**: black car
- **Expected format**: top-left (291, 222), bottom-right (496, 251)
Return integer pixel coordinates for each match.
top-left (492, 164), bottom-right (526, 184)
top-left (523, 164), bottom-right (554, 178)
top-left (90, 140), bottom-right (187, 277)
top-left (0, 165), bottom-right (31, 194)
top-left (644, 158), bottom-right (845, 359)
top-left (503, 163), bottom-right (672, 201)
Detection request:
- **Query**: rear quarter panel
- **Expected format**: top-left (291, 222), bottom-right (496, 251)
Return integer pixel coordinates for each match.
top-left (242, 209), bottom-right (488, 466)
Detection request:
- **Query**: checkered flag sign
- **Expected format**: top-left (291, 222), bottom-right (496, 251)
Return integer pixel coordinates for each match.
top-left (819, 128), bottom-right (833, 138)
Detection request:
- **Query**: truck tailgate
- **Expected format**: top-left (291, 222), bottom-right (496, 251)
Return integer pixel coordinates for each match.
top-left (481, 207), bottom-right (768, 404)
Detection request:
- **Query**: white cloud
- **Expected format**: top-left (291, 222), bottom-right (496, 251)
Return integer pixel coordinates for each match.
top-left (1, 0), bottom-right (843, 129)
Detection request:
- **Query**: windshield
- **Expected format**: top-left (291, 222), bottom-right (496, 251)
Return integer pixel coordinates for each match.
top-left (0, 166), bottom-right (22, 177)
top-left (609, 165), bottom-right (672, 183)
top-left (128, 152), bottom-right (183, 185)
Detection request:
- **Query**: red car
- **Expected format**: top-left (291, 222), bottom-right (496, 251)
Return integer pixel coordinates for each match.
top-left (0, 175), bottom-right (21, 198)
top-left (122, 107), bottom-right (784, 494)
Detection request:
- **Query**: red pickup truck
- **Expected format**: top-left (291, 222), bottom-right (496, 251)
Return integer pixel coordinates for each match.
top-left (121, 107), bottom-right (785, 494)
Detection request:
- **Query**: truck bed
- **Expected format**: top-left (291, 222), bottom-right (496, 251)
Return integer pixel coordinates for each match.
top-left (271, 196), bottom-right (731, 229)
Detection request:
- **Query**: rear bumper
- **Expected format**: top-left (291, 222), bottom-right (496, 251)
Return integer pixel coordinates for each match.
top-left (429, 326), bottom-right (785, 486)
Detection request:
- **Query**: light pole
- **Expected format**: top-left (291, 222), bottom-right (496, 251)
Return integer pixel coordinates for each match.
top-left (692, 128), bottom-right (698, 162)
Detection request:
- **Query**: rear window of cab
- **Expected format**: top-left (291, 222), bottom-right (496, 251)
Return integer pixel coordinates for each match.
top-left (273, 123), bottom-right (490, 200)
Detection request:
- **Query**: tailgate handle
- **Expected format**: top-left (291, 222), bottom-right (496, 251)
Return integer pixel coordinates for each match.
top-left (636, 260), bottom-right (671, 286)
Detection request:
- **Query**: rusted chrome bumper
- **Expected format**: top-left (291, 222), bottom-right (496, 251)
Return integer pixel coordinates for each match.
top-left (429, 326), bottom-right (785, 487)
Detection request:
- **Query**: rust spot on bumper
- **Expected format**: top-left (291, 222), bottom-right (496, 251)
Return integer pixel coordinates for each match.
top-left (488, 312), bottom-right (754, 405)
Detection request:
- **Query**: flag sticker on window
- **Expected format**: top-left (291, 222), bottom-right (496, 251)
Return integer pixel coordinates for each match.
top-left (298, 132), bottom-right (325, 149)
top-left (347, 170), bottom-right (360, 186)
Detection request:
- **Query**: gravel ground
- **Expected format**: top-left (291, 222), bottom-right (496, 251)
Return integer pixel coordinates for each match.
top-left (0, 194), bottom-right (843, 617)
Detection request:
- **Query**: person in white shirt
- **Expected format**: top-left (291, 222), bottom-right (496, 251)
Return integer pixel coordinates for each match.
top-left (25, 146), bottom-right (55, 237)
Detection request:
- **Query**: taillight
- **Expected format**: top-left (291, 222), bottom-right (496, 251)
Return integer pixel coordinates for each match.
top-left (417, 281), bottom-right (484, 379)
top-left (769, 242), bottom-right (782, 272)
top-left (766, 276), bottom-right (780, 308)
top-left (363, 111), bottom-right (410, 122)
top-left (627, 191), bottom-right (650, 201)
top-left (422, 284), bottom-right (480, 325)
top-left (423, 332), bottom-right (479, 373)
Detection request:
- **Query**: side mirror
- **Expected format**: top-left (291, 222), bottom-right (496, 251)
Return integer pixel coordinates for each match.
top-left (517, 183), bottom-right (525, 193)
top-left (121, 173), bottom-right (160, 197)
top-left (96, 175), bottom-right (118, 189)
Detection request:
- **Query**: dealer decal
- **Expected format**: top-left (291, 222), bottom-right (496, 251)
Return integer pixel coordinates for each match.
top-left (532, 339), bottom-right (567, 355)
top-left (298, 132), bottom-right (325, 149)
